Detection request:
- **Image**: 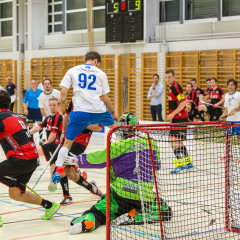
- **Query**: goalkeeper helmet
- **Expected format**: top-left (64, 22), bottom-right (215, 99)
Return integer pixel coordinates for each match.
top-left (117, 113), bottom-right (138, 138)
top-left (117, 112), bottom-right (138, 126)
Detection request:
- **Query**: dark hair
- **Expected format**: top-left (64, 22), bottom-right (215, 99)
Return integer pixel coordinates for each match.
top-left (187, 83), bottom-right (193, 88)
top-left (85, 51), bottom-right (101, 63)
top-left (165, 69), bottom-right (175, 76)
top-left (211, 77), bottom-right (217, 83)
top-left (191, 79), bottom-right (197, 83)
top-left (42, 78), bottom-right (52, 85)
top-left (206, 78), bottom-right (211, 82)
top-left (153, 73), bottom-right (159, 78)
top-left (227, 79), bottom-right (237, 88)
top-left (0, 90), bottom-right (11, 109)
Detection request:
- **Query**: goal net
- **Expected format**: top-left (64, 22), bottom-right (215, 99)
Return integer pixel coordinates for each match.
top-left (106, 122), bottom-right (240, 240)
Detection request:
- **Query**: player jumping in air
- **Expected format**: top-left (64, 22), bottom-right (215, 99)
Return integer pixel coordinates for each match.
top-left (0, 90), bottom-right (60, 221)
top-left (52, 51), bottom-right (118, 185)
top-left (30, 99), bottom-right (103, 205)
top-left (62, 112), bottom-right (172, 235)
top-left (165, 69), bottom-right (193, 173)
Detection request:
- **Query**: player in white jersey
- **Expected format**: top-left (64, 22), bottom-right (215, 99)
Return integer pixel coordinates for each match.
top-left (52, 52), bottom-right (118, 185)
top-left (220, 79), bottom-right (240, 141)
top-left (38, 79), bottom-right (61, 117)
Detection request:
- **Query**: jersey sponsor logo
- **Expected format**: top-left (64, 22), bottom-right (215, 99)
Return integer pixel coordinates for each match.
top-left (122, 182), bottom-right (138, 194)
top-left (177, 93), bottom-right (185, 101)
top-left (129, 143), bottom-right (145, 150)
top-left (168, 96), bottom-right (172, 101)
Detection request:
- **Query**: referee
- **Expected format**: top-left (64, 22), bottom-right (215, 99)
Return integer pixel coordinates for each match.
top-left (22, 79), bottom-right (43, 139)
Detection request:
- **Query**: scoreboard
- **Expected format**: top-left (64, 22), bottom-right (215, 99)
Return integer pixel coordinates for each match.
top-left (105, 0), bottom-right (144, 43)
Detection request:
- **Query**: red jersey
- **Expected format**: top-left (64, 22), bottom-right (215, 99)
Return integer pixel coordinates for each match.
top-left (194, 87), bottom-right (205, 98)
top-left (39, 112), bottom-right (62, 145)
top-left (210, 87), bottom-right (224, 105)
top-left (168, 81), bottom-right (188, 120)
top-left (65, 101), bottom-right (101, 147)
top-left (186, 90), bottom-right (198, 109)
top-left (207, 88), bottom-right (212, 97)
top-left (0, 110), bottom-right (39, 160)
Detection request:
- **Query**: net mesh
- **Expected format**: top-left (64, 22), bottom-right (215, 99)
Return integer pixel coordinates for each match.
top-left (106, 122), bottom-right (240, 240)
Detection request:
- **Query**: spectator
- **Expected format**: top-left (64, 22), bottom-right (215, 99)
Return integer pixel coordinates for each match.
top-left (6, 77), bottom-right (17, 112)
top-left (38, 75), bottom-right (47, 91)
top-left (147, 74), bottom-right (164, 121)
top-left (22, 79), bottom-right (43, 139)
top-left (38, 79), bottom-right (60, 118)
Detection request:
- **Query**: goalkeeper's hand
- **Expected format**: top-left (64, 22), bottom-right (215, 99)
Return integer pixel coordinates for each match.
top-left (64, 152), bottom-right (78, 166)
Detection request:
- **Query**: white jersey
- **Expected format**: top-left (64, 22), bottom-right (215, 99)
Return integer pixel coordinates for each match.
top-left (224, 91), bottom-right (240, 122)
top-left (60, 64), bottom-right (110, 113)
top-left (38, 89), bottom-right (60, 116)
top-left (38, 82), bottom-right (44, 91)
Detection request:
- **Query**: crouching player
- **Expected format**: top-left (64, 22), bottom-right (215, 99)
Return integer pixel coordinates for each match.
top-left (0, 90), bottom-right (60, 220)
top-left (63, 113), bottom-right (172, 235)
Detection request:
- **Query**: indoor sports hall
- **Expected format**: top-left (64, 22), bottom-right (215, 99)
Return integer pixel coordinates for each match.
top-left (1, 0), bottom-right (240, 239)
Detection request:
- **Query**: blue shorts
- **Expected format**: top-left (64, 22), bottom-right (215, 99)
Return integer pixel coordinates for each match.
top-left (27, 108), bottom-right (42, 123)
top-left (66, 111), bottom-right (114, 141)
top-left (226, 121), bottom-right (240, 135)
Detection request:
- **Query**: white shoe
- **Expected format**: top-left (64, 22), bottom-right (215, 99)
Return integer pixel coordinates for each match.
top-left (48, 180), bottom-right (57, 192)
top-left (69, 223), bottom-right (82, 235)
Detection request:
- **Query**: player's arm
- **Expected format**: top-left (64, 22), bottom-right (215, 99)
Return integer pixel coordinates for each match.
top-left (47, 132), bottom-right (57, 143)
top-left (87, 124), bottom-right (102, 132)
top-left (14, 86), bottom-right (17, 98)
top-left (154, 84), bottom-right (164, 97)
top-left (22, 91), bottom-right (28, 115)
top-left (40, 108), bottom-right (47, 118)
top-left (219, 108), bottom-right (228, 121)
top-left (59, 87), bottom-right (68, 113)
top-left (30, 125), bottom-right (43, 134)
top-left (49, 113), bottom-right (62, 144)
top-left (214, 93), bottom-right (225, 107)
top-left (101, 94), bottom-right (118, 120)
top-left (229, 95), bottom-right (240, 116)
top-left (203, 93), bottom-right (210, 102)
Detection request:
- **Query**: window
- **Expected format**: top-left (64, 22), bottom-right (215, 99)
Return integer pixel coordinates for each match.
top-left (0, 1), bottom-right (13, 37)
top-left (48, 0), bottom-right (105, 34)
top-left (160, 0), bottom-right (179, 23)
top-left (185, 0), bottom-right (218, 20)
top-left (223, 0), bottom-right (240, 17)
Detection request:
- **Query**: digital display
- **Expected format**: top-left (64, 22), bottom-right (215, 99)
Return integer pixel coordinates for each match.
top-left (105, 0), bottom-right (144, 43)
top-left (107, 0), bottom-right (142, 14)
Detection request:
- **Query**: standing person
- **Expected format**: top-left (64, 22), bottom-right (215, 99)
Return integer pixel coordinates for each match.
top-left (22, 79), bottom-right (43, 140)
top-left (0, 90), bottom-right (60, 220)
top-left (38, 78), bottom-right (60, 118)
top-left (165, 69), bottom-right (193, 173)
top-left (206, 78), bottom-right (212, 97)
top-left (191, 78), bottom-right (206, 121)
top-left (6, 77), bottom-right (17, 112)
top-left (220, 79), bottom-right (240, 143)
top-left (63, 113), bottom-right (172, 235)
top-left (53, 51), bottom-right (118, 176)
top-left (147, 74), bottom-right (164, 121)
top-left (38, 75), bottom-right (47, 91)
top-left (185, 83), bottom-right (198, 122)
top-left (198, 78), bottom-right (224, 121)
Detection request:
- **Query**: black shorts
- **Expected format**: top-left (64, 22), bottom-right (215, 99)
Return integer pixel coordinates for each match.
top-left (41, 143), bottom-right (59, 165)
top-left (0, 157), bottom-right (39, 192)
top-left (41, 142), bottom-right (86, 165)
top-left (193, 109), bottom-right (201, 119)
top-left (209, 107), bottom-right (222, 121)
top-left (27, 108), bottom-right (42, 123)
top-left (169, 118), bottom-right (189, 140)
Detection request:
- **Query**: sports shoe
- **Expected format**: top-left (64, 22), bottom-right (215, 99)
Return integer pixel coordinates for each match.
top-left (48, 179), bottom-right (57, 192)
top-left (41, 201), bottom-right (60, 220)
top-left (69, 220), bottom-right (95, 235)
top-left (90, 180), bottom-right (104, 198)
top-left (60, 195), bottom-right (72, 206)
top-left (170, 163), bottom-right (194, 174)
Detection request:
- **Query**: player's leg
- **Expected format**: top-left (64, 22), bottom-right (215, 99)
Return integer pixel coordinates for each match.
top-left (0, 158), bottom-right (60, 220)
top-left (168, 129), bottom-right (193, 173)
top-left (156, 104), bottom-right (163, 121)
top-left (151, 105), bottom-right (157, 121)
top-left (198, 104), bottom-right (208, 121)
top-left (91, 111), bottom-right (115, 128)
top-left (55, 111), bottom-right (90, 168)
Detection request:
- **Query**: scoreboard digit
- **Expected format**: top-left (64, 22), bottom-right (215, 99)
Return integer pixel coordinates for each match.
top-left (106, 0), bottom-right (144, 43)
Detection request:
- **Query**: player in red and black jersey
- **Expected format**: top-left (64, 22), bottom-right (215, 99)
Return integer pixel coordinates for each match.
top-left (206, 78), bottom-right (212, 97)
top-left (198, 78), bottom-right (225, 121)
top-left (185, 83), bottom-right (198, 121)
top-left (191, 78), bottom-right (206, 121)
top-left (166, 69), bottom-right (193, 174)
top-left (0, 90), bottom-right (60, 220)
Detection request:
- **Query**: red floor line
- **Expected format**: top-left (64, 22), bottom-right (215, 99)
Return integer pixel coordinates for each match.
top-left (10, 230), bottom-right (68, 240)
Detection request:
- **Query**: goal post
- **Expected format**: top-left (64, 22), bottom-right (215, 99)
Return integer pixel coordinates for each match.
top-left (106, 122), bottom-right (240, 240)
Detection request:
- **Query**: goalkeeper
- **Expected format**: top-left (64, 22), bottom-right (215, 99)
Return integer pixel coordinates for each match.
top-left (64, 112), bottom-right (172, 235)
